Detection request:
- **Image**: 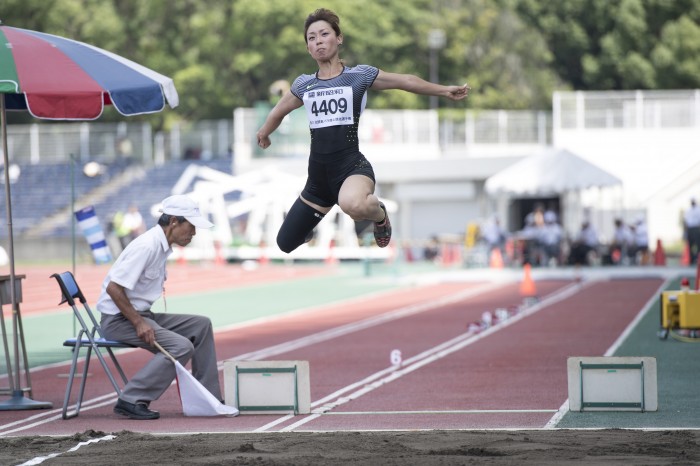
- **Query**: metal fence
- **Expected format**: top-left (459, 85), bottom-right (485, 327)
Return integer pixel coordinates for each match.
top-left (3, 109), bottom-right (552, 168)
top-left (1, 119), bottom-right (233, 167)
top-left (236, 106), bottom-right (553, 161)
top-left (554, 89), bottom-right (700, 129)
top-left (3, 89), bottom-right (698, 167)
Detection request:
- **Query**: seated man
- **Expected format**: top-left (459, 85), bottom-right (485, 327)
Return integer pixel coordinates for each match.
top-left (97, 195), bottom-right (221, 420)
top-left (609, 218), bottom-right (632, 265)
top-left (538, 211), bottom-right (563, 267)
top-left (628, 217), bottom-right (649, 265)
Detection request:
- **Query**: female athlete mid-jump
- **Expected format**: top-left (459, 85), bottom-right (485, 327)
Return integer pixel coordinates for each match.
top-left (256, 8), bottom-right (470, 253)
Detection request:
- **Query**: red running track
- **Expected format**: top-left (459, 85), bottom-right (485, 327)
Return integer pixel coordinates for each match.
top-left (0, 272), bottom-right (663, 436)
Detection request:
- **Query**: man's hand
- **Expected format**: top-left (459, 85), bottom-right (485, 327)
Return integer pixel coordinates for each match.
top-left (135, 318), bottom-right (155, 346)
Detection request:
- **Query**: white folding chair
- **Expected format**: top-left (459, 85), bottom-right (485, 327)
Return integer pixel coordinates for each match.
top-left (52, 271), bottom-right (134, 419)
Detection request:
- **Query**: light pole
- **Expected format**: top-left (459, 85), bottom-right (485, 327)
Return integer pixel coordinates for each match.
top-left (428, 29), bottom-right (446, 110)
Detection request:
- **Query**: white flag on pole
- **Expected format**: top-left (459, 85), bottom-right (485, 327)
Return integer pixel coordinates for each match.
top-left (173, 360), bottom-right (239, 417)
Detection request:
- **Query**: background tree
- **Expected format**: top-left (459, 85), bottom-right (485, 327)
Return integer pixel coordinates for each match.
top-left (514, 0), bottom-right (700, 90)
top-left (2, 0), bottom-right (699, 123)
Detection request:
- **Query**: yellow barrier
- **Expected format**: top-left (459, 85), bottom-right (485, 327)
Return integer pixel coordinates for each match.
top-left (660, 290), bottom-right (700, 330)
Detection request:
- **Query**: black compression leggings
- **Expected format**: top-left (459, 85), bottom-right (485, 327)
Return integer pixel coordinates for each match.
top-left (276, 198), bottom-right (326, 253)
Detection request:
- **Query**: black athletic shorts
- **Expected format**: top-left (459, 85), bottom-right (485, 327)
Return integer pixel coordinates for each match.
top-left (301, 148), bottom-right (375, 208)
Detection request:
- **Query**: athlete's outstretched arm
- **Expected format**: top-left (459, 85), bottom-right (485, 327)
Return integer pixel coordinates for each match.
top-left (256, 91), bottom-right (304, 149)
top-left (371, 70), bottom-right (470, 101)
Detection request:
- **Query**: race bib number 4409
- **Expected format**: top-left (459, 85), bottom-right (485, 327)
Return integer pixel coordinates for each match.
top-left (303, 86), bottom-right (354, 128)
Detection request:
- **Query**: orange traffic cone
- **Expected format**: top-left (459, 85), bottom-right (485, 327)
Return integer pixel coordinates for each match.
top-left (214, 241), bottom-right (225, 266)
top-left (519, 263), bottom-right (537, 297)
top-left (653, 239), bottom-right (666, 266)
top-left (325, 239), bottom-right (339, 265)
top-left (611, 248), bottom-right (621, 265)
top-left (258, 241), bottom-right (269, 266)
top-left (681, 242), bottom-right (691, 266)
top-left (489, 248), bottom-right (504, 269)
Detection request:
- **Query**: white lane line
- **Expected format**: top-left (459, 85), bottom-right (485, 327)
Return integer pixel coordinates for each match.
top-left (0, 282), bottom-right (502, 435)
top-left (0, 393), bottom-right (117, 435)
top-left (605, 277), bottom-right (672, 357)
top-left (253, 414), bottom-right (295, 432)
top-left (235, 281), bottom-right (504, 361)
top-left (544, 277), bottom-right (673, 429)
top-left (271, 328), bottom-right (500, 433)
top-left (0, 397), bottom-right (118, 436)
top-left (322, 409), bottom-right (558, 415)
top-left (214, 285), bottom-right (424, 334)
top-left (310, 330), bottom-right (487, 409)
top-left (545, 400), bottom-right (571, 429)
top-left (309, 280), bottom-right (589, 409)
top-left (277, 281), bottom-right (592, 432)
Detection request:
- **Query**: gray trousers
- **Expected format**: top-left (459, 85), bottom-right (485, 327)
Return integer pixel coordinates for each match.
top-left (101, 311), bottom-right (222, 405)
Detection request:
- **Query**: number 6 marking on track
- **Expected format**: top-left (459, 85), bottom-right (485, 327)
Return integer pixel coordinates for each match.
top-left (390, 349), bottom-right (402, 366)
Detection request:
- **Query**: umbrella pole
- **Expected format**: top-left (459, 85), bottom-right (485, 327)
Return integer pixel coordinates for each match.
top-left (0, 94), bottom-right (18, 391)
top-left (0, 95), bottom-right (15, 392)
top-left (0, 95), bottom-right (51, 410)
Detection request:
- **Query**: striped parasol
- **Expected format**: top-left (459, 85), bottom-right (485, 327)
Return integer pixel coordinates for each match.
top-left (0, 22), bottom-right (178, 410)
top-left (0, 24), bottom-right (178, 119)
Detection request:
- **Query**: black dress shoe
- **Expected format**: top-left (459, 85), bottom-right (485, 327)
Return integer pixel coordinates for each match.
top-left (114, 399), bottom-right (160, 420)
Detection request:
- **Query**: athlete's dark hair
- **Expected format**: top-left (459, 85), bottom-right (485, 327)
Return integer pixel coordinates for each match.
top-left (304, 8), bottom-right (341, 43)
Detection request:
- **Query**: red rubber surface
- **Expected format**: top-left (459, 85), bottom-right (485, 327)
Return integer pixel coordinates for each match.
top-left (0, 264), bottom-right (662, 436)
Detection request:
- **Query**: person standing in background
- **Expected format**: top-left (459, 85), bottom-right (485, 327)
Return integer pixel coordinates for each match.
top-left (481, 215), bottom-right (508, 256)
top-left (568, 221), bottom-right (599, 266)
top-left (684, 198), bottom-right (700, 265)
top-left (123, 204), bottom-right (146, 242)
top-left (609, 218), bottom-right (632, 265)
top-left (112, 210), bottom-right (131, 251)
top-left (538, 211), bottom-right (563, 267)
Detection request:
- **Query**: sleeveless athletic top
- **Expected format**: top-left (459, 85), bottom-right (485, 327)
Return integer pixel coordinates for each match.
top-left (290, 65), bottom-right (379, 159)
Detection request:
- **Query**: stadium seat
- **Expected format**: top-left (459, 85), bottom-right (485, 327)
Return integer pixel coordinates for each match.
top-left (51, 271), bottom-right (135, 419)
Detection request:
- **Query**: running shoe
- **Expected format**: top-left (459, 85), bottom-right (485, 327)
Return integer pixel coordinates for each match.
top-left (374, 202), bottom-right (392, 248)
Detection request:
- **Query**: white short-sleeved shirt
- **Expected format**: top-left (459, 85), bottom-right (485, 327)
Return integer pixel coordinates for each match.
top-left (579, 225), bottom-right (599, 247)
top-left (96, 225), bottom-right (172, 315)
top-left (685, 205), bottom-right (700, 228)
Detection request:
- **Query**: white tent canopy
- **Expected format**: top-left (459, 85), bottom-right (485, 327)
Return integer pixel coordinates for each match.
top-left (484, 148), bottom-right (622, 196)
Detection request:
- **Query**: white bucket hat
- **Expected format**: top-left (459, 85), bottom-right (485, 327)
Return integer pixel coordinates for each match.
top-left (160, 195), bottom-right (213, 229)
